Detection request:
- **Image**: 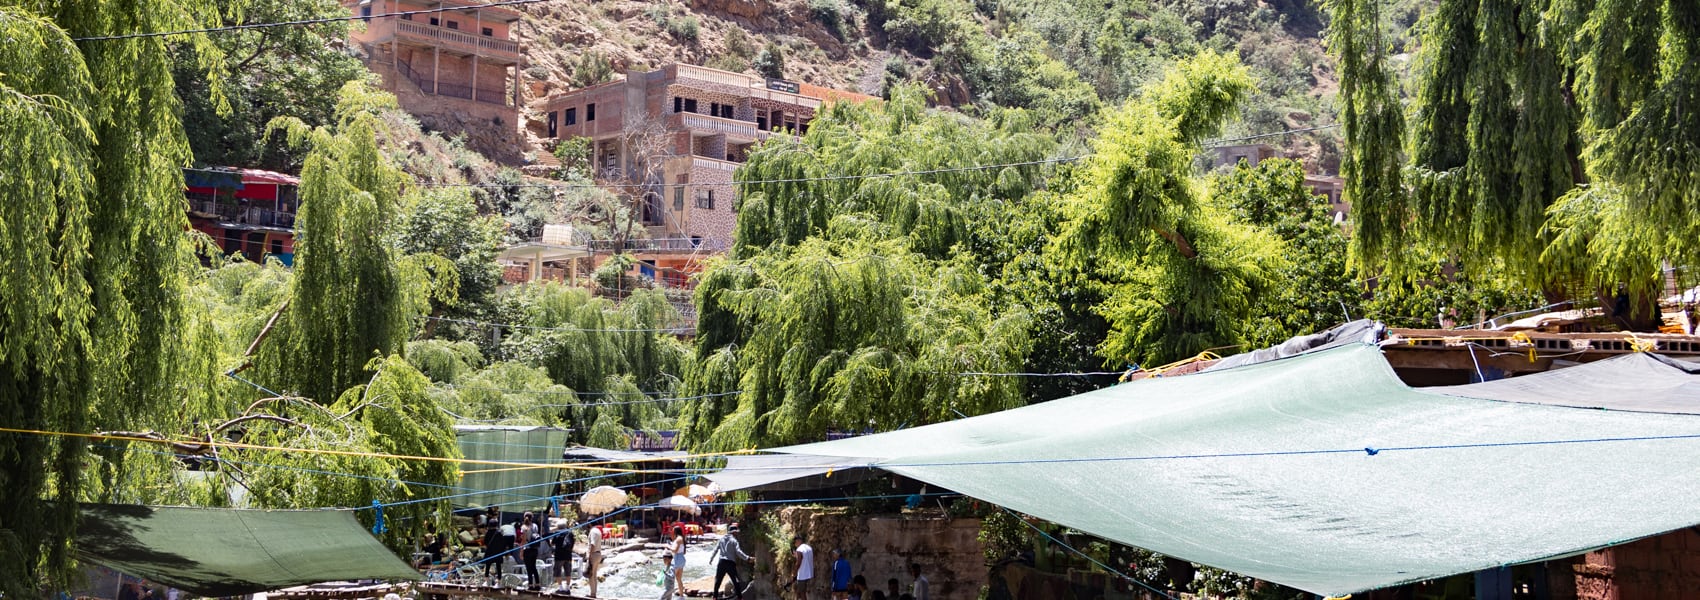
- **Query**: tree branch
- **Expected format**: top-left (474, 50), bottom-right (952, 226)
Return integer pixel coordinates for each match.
top-left (1152, 228), bottom-right (1198, 259)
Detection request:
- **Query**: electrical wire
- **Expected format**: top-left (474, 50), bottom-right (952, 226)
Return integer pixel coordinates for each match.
top-left (425, 315), bottom-right (692, 334)
top-left (1203, 124), bottom-right (1341, 145)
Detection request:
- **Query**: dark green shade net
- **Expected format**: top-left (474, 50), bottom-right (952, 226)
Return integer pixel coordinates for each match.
top-left (75, 504), bottom-right (420, 596)
top-left (777, 344), bottom-right (1700, 597)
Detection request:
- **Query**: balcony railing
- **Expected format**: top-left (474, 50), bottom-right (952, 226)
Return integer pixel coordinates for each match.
top-left (588, 237), bottom-right (731, 253)
top-left (670, 112), bottom-right (762, 141)
top-left (190, 197), bottom-right (296, 229)
top-left (394, 19), bottom-right (519, 58)
top-left (398, 60), bottom-right (511, 106)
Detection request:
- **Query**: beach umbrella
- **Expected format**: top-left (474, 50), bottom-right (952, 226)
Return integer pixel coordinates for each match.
top-left (657, 495), bottom-right (700, 515)
top-left (676, 484), bottom-right (717, 502)
top-left (578, 486), bottom-right (628, 516)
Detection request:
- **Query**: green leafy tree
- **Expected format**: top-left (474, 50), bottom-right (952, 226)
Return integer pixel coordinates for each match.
top-left (1336, 0), bottom-right (1700, 330)
top-left (682, 86), bottom-right (1047, 449)
top-left (1060, 52), bottom-right (1286, 365)
top-left (261, 81), bottom-right (427, 404)
top-left (753, 42), bottom-right (787, 79)
top-left (173, 0), bottom-right (364, 170)
top-left (1212, 159), bottom-right (1361, 345)
top-left (396, 187), bottom-right (505, 323)
top-left (1326, 0), bottom-right (1407, 274)
top-left (0, 4), bottom-right (231, 594)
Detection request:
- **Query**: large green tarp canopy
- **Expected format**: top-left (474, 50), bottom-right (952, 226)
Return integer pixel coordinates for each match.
top-left (455, 426), bottom-right (568, 509)
top-left (768, 343), bottom-right (1700, 597)
top-left (75, 504), bottom-right (419, 596)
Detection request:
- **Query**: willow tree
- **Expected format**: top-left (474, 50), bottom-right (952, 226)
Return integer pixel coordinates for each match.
top-left (0, 3), bottom-right (229, 594)
top-left (498, 283), bottom-right (689, 443)
top-left (260, 81), bottom-right (422, 404)
top-left (1334, 0), bottom-right (1700, 329)
top-left (1059, 52), bottom-right (1286, 365)
top-left (1325, 0), bottom-right (1406, 272)
top-left (680, 87), bottom-right (1047, 450)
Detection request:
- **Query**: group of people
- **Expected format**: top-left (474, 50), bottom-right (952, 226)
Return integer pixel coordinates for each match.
top-left (788, 537), bottom-right (931, 600)
top-left (442, 504), bottom-right (606, 595)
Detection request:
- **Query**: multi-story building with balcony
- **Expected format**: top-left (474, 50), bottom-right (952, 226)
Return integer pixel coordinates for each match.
top-left (344, 0), bottom-right (523, 146)
top-left (539, 63), bottom-right (874, 281)
top-left (185, 167), bottom-right (302, 265)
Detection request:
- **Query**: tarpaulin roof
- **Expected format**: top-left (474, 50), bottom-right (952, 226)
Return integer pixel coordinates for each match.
top-left (704, 453), bottom-right (879, 492)
top-left (560, 445), bottom-right (687, 464)
top-left (1422, 351), bottom-right (1700, 414)
top-left (769, 343), bottom-right (1700, 597)
top-left (75, 504), bottom-right (419, 597)
top-left (456, 426), bottom-right (568, 509)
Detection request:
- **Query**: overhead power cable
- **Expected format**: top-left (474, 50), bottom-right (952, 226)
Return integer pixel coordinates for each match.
top-left (71, 0), bottom-right (558, 41)
top-left (426, 315), bottom-right (692, 334)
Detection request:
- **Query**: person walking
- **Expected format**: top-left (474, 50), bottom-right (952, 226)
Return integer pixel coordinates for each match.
top-left (586, 522), bottom-right (604, 597)
top-left (519, 512), bottom-right (540, 589)
top-left (668, 526), bottom-right (689, 599)
top-left (791, 536), bottom-right (815, 600)
top-left (829, 549), bottom-right (852, 600)
top-left (711, 523), bottom-right (753, 599)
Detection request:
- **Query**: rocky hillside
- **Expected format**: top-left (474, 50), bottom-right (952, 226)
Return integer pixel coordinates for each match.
top-left (499, 0), bottom-right (1439, 171)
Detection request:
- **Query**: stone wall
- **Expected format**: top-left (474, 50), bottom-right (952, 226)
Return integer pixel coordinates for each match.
top-left (684, 162), bottom-right (736, 242)
top-left (1573, 528), bottom-right (1700, 599)
top-left (746, 507), bottom-right (988, 600)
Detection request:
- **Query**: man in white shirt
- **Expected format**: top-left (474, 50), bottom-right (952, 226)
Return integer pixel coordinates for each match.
top-left (586, 525), bottom-right (603, 597)
top-left (791, 536), bottom-right (815, 600)
top-left (909, 563), bottom-right (929, 600)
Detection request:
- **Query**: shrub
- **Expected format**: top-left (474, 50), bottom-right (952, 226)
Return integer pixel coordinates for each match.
top-left (753, 42), bottom-right (786, 79)
top-left (570, 52), bottom-right (614, 88)
top-left (667, 14), bottom-right (700, 42)
top-left (809, 0), bottom-right (845, 38)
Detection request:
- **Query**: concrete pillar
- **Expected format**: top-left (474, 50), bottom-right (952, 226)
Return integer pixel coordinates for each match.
top-left (530, 249), bottom-right (541, 282)
top-left (431, 46), bottom-right (440, 94)
top-left (472, 55), bottom-right (480, 103)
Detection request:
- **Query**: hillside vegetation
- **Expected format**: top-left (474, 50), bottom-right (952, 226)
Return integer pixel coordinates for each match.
top-left (514, 0), bottom-right (1433, 168)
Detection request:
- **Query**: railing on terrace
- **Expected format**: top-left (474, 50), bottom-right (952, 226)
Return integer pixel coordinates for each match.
top-left (588, 238), bottom-right (731, 253)
top-left (397, 59), bottom-right (430, 93)
top-left (189, 197), bottom-right (297, 229)
top-left (395, 19), bottom-right (519, 56)
top-left (474, 86), bottom-right (508, 106)
top-left (671, 112), bottom-right (761, 140)
top-left (436, 81), bottom-right (472, 101)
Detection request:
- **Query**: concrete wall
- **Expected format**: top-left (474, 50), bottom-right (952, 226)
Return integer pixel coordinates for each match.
top-left (750, 507), bottom-right (988, 600)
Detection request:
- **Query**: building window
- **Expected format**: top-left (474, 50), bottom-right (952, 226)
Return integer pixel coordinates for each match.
top-left (674, 186), bottom-right (685, 212)
top-left (446, 20), bottom-right (458, 30)
top-left (547, 111), bottom-right (558, 138)
top-left (481, 27), bottom-right (493, 36)
top-left (673, 97), bottom-right (682, 113)
top-left (683, 98), bottom-right (698, 113)
top-left (270, 239), bottom-right (284, 255)
top-left (770, 111), bottom-right (784, 131)
top-left (695, 189), bottom-right (715, 210)
top-left (429, 17), bottom-right (439, 25)
top-left (586, 103), bottom-right (596, 121)
top-left (691, 236), bottom-right (703, 248)
top-left (360, 5), bottom-right (372, 20)
top-left (720, 105), bottom-right (734, 119)
top-left (710, 102), bottom-right (720, 117)
top-left (756, 114), bottom-right (767, 130)
top-left (401, 12), bottom-right (412, 20)
top-left (564, 108), bottom-right (577, 125)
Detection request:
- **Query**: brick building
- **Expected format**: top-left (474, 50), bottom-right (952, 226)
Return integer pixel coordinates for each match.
top-left (343, 0), bottom-right (522, 142)
top-left (540, 63), bottom-right (874, 280)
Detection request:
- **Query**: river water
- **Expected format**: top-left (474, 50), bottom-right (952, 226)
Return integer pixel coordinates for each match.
top-left (561, 537), bottom-right (721, 600)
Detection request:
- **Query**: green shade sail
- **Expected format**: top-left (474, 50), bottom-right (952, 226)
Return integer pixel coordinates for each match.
top-left (75, 504), bottom-right (419, 596)
top-left (455, 426), bottom-right (568, 510)
top-left (776, 344), bottom-right (1700, 596)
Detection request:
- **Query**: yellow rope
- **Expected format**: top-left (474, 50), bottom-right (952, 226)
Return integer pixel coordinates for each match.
top-left (0, 426), bottom-right (752, 474)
